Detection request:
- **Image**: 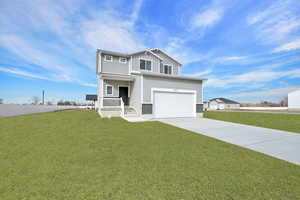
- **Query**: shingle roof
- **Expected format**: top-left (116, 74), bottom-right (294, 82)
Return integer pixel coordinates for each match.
top-left (210, 98), bottom-right (239, 104)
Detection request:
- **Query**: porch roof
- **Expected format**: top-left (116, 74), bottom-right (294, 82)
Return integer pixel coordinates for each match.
top-left (100, 73), bottom-right (134, 81)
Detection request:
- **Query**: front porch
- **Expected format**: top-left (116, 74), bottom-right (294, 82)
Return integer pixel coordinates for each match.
top-left (97, 73), bottom-right (138, 118)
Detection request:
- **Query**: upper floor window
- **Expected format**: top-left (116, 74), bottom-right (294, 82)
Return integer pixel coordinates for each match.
top-left (119, 57), bottom-right (127, 64)
top-left (104, 55), bottom-right (113, 62)
top-left (161, 64), bottom-right (172, 75)
top-left (140, 59), bottom-right (151, 71)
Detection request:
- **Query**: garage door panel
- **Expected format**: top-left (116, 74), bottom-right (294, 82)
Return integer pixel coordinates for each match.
top-left (154, 91), bottom-right (195, 118)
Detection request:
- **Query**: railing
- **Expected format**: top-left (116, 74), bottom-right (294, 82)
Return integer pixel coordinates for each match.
top-left (120, 98), bottom-right (125, 117)
top-left (99, 97), bottom-right (125, 117)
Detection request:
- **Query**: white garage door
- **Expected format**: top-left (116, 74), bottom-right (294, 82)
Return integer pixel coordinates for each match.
top-left (153, 91), bottom-right (196, 118)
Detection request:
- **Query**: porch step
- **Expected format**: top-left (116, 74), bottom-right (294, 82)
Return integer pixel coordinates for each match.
top-left (99, 108), bottom-right (122, 118)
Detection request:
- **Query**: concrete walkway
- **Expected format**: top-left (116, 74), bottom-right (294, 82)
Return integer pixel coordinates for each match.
top-left (158, 117), bottom-right (300, 166)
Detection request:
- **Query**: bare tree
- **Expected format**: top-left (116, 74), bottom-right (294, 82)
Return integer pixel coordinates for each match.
top-left (32, 96), bottom-right (40, 105)
top-left (280, 96), bottom-right (288, 107)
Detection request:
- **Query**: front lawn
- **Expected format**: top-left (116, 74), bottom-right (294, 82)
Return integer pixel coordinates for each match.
top-left (1, 111), bottom-right (300, 199)
top-left (204, 111), bottom-right (300, 133)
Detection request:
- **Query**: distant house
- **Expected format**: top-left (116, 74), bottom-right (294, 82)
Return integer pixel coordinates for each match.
top-left (288, 89), bottom-right (300, 110)
top-left (204, 98), bottom-right (240, 110)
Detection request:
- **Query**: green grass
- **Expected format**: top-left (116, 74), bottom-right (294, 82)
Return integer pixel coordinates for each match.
top-left (0, 111), bottom-right (300, 199)
top-left (204, 111), bottom-right (300, 133)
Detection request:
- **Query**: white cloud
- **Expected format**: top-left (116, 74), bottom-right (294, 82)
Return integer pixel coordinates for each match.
top-left (130, 0), bottom-right (144, 24)
top-left (183, 69), bottom-right (212, 77)
top-left (231, 87), bottom-right (299, 99)
top-left (81, 17), bottom-right (144, 53)
top-left (247, 0), bottom-right (300, 43)
top-left (217, 56), bottom-right (247, 61)
top-left (0, 66), bottom-right (50, 80)
top-left (0, 66), bottom-right (96, 87)
top-left (273, 38), bottom-right (300, 53)
top-left (206, 68), bottom-right (300, 88)
top-left (191, 8), bottom-right (223, 29)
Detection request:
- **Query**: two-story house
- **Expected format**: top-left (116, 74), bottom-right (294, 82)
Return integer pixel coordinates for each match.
top-left (96, 48), bottom-right (207, 118)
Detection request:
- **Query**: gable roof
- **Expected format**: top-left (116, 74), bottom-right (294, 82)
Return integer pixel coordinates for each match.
top-left (97, 48), bottom-right (181, 65)
top-left (96, 49), bottom-right (130, 57)
top-left (150, 48), bottom-right (182, 66)
top-left (210, 98), bottom-right (239, 104)
top-left (130, 49), bottom-right (163, 60)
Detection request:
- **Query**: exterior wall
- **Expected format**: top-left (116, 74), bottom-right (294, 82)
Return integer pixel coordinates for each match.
top-left (129, 75), bottom-right (142, 115)
top-left (132, 52), bottom-right (161, 73)
top-left (288, 90), bottom-right (300, 109)
top-left (102, 80), bottom-right (131, 98)
top-left (142, 75), bottom-right (203, 104)
top-left (152, 50), bottom-right (181, 75)
top-left (100, 53), bottom-right (129, 74)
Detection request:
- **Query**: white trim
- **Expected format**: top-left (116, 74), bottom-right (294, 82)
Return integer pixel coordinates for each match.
top-left (151, 88), bottom-right (197, 118)
top-left (105, 84), bottom-right (113, 96)
top-left (129, 56), bottom-right (133, 73)
top-left (141, 75), bottom-right (144, 103)
top-left (150, 48), bottom-right (182, 66)
top-left (104, 55), bottom-right (113, 62)
top-left (201, 81), bottom-right (203, 104)
top-left (139, 58), bottom-right (153, 72)
top-left (99, 52), bottom-right (102, 73)
top-left (119, 57), bottom-right (127, 64)
top-left (150, 88), bottom-right (196, 104)
top-left (118, 84), bottom-right (131, 98)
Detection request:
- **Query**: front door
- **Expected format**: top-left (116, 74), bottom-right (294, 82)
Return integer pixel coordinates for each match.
top-left (119, 87), bottom-right (129, 105)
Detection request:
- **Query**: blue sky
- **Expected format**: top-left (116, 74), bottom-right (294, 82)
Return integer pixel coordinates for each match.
top-left (0, 0), bottom-right (300, 103)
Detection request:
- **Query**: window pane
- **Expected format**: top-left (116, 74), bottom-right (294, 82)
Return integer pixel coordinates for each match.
top-left (107, 86), bottom-right (112, 94)
top-left (105, 55), bottom-right (112, 61)
top-left (146, 61), bottom-right (151, 70)
top-left (140, 60), bottom-right (145, 70)
top-left (164, 65), bottom-right (168, 74)
top-left (168, 66), bottom-right (172, 74)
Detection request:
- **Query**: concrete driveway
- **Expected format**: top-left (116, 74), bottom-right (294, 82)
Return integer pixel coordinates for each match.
top-left (158, 117), bottom-right (300, 166)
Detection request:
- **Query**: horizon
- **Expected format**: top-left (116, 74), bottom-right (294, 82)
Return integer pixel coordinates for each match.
top-left (1, 0), bottom-right (300, 104)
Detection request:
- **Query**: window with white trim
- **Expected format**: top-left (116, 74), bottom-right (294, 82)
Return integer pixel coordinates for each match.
top-left (119, 57), bottom-right (127, 64)
top-left (140, 59), bottom-right (151, 71)
top-left (163, 64), bottom-right (172, 74)
top-left (104, 55), bottom-right (113, 62)
top-left (106, 85), bottom-right (113, 95)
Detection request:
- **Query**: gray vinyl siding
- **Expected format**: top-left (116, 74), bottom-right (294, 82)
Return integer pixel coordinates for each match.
top-left (151, 51), bottom-right (181, 75)
top-left (142, 75), bottom-right (203, 104)
top-left (131, 53), bottom-right (160, 73)
top-left (101, 54), bottom-right (129, 74)
top-left (129, 75), bottom-right (142, 115)
top-left (103, 80), bottom-right (130, 97)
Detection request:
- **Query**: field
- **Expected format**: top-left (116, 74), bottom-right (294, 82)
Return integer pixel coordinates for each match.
top-left (1, 111), bottom-right (300, 199)
top-left (204, 111), bottom-right (300, 133)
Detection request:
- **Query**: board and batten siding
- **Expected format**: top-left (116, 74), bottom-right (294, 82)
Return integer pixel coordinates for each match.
top-left (152, 51), bottom-right (180, 75)
top-left (131, 52), bottom-right (161, 73)
top-left (100, 54), bottom-right (129, 74)
top-left (142, 75), bottom-right (203, 104)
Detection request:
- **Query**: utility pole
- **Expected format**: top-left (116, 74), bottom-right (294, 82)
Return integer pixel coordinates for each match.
top-left (42, 90), bottom-right (45, 105)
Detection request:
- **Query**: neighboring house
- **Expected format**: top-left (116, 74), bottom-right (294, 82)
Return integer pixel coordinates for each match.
top-left (204, 98), bottom-right (240, 110)
top-left (96, 48), bottom-right (207, 118)
top-left (288, 89), bottom-right (300, 110)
